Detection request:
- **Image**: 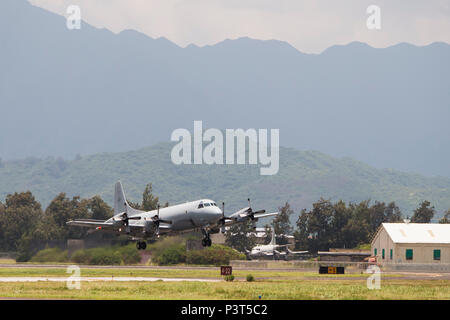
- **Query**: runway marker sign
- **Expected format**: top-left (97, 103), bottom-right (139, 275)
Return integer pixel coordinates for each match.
top-left (220, 266), bottom-right (232, 276)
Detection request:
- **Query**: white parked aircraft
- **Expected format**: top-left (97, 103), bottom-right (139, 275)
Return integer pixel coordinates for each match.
top-left (67, 181), bottom-right (278, 250)
top-left (247, 228), bottom-right (308, 259)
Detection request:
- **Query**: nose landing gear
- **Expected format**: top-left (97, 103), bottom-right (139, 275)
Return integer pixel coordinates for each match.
top-left (201, 229), bottom-right (212, 247)
top-left (201, 238), bottom-right (212, 247)
top-left (136, 241), bottom-right (147, 250)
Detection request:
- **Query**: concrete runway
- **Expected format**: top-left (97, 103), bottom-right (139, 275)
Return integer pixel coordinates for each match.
top-left (0, 276), bottom-right (220, 283)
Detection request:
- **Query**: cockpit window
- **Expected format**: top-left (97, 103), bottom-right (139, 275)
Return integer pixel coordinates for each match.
top-left (212, 203), bottom-right (217, 206)
top-left (204, 203), bottom-right (211, 207)
top-left (198, 203), bottom-right (204, 209)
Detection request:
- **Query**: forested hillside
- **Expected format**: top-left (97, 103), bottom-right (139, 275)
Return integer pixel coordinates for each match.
top-left (1, 142), bottom-right (449, 220)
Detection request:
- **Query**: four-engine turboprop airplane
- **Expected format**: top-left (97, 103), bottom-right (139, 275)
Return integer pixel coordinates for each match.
top-left (247, 228), bottom-right (308, 260)
top-left (66, 181), bottom-right (278, 250)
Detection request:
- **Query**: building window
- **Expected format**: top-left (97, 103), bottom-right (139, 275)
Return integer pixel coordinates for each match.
top-left (406, 249), bottom-right (413, 260)
top-left (433, 249), bottom-right (441, 261)
top-left (374, 248), bottom-right (377, 256)
top-left (382, 249), bottom-right (385, 259)
top-left (390, 249), bottom-right (393, 260)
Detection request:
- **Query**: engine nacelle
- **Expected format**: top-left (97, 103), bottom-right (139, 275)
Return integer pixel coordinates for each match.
top-left (143, 220), bottom-right (158, 237)
top-left (230, 207), bottom-right (251, 222)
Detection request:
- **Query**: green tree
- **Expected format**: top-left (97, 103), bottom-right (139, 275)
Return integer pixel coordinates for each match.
top-left (411, 200), bottom-right (435, 223)
top-left (273, 202), bottom-right (294, 235)
top-left (272, 202), bottom-right (293, 245)
top-left (329, 200), bottom-right (351, 248)
top-left (0, 192), bottom-right (43, 251)
top-left (263, 224), bottom-right (272, 244)
top-left (384, 201), bottom-right (403, 223)
top-left (43, 193), bottom-right (90, 239)
top-left (368, 201), bottom-right (402, 235)
top-left (439, 209), bottom-right (450, 224)
top-left (0, 201), bottom-right (6, 249)
top-left (294, 198), bottom-right (335, 252)
top-left (294, 199), bottom-right (398, 252)
top-left (141, 183), bottom-right (159, 211)
top-left (86, 196), bottom-right (113, 220)
top-left (225, 221), bottom-right (256, 253)
top-left (341, 201), bottom-right (371, 248)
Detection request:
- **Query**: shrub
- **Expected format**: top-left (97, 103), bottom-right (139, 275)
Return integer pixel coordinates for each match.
top-left (246, 274), bottom-right (255, 282)
top-left (224, 275), bottom-right (235, 282)
top-left (186, 244), bottom-right (246, 266)
top-left (146, 236), bottom-right (187, 265)
top-left (89, 248), bottom-right (122, 265)
top-left (71, 249), bottom-right (92, 264)
top-left (116, 244), bottom-right (141, 265)
top-left (16, 251), bottom-right (33, 263)
top-left (30, 247), bottom-right (68, 263)
top-left (71, 247), bottom-right (121, 265)
top-left (69, 243), bottom-right (141, 265)
top-left (154, 245), bottom-right (186, 265)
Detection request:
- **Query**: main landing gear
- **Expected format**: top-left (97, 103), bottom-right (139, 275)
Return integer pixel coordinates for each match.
top-left (136, 241), bottom-right (147, 250)
top-left (201, 229), bottom-right (212, 247)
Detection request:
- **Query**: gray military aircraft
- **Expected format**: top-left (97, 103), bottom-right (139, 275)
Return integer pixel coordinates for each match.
top-left (67, 181), bottom-right (278, 250)
top-left (247, 227), bottom-right (308, 260)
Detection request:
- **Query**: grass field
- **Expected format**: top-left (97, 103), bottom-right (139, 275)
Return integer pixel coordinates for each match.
top-left (0, 279), bottom-right (449, 300)
top-left (0, 259), bottom-right (16, 264)
top-left (0, 267), bottom-right (448, 300)
top-left (0, 267), bottom-right (401, 280)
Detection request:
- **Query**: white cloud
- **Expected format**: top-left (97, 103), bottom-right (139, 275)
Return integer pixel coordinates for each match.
top-left (29, 0), bottom-right (450, 53)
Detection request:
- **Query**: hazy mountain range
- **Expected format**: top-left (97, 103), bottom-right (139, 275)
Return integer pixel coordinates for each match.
top-left (1, 0), bottom-right (449, 179)
top-left (1, 142), bottom-right (449, 223)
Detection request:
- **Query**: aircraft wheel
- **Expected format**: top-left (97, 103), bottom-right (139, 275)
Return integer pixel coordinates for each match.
top-left (136, 242), bottom-right (141, 250)
top-left (141, 241), bottom-right (147, 250)
top-left (201, 239), bottom-right (207, 247)
top-left (207, 239), bottom-right (212, 247)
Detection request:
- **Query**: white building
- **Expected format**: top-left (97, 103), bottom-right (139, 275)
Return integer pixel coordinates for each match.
top-left (371, 223), bottom-right (450, 265)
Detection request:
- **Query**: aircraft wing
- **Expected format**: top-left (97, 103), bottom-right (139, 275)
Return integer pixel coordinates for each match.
top-left (287, 248), bottom-right (309, 254)
top-left (66, 219), bottom-right (116, 229)
top-left (223, 209), bottom-right (279, 227)
top-left (253, 212), bottom-right (278, 220)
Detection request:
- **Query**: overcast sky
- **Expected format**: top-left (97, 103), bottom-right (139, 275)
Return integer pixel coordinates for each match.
top-left (30, 0), bottom-right (450, 53)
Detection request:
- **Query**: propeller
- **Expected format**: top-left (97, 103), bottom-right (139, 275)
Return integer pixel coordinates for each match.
top-left (112, 202), bottom-right (141, 233)
top-left (113, 203), bottom-right (141, 226)
top-left (145, 204), bottom-right (172, 236)
top-left (243, 198), bottom-right (266, 221)
top-left (218, 202), bottom-right (227, 233)
top-left (223, 198), bottom-right (266, 227)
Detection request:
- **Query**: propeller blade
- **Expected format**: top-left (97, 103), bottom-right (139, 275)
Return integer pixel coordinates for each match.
top-left (222, 202), bottom-right (225, 219)
top-left (128, 216), bottom-right (141, 220)
top-left (253, 210), bottom-right (266, 215)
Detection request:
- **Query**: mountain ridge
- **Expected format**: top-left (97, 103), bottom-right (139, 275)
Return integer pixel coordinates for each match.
top-left (1, 0), bottom-right (449, 178)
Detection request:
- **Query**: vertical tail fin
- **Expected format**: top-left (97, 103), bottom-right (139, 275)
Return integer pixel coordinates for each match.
top-left (114, 181), bottom-right (145, 215)
top-left (270, 227), bottom-right (276, 245)
top-left (114, 181), bottom-right (128, 215)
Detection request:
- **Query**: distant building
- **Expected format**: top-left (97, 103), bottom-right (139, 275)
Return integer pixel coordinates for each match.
top-left (371, 223), bottom-right (450, 265)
